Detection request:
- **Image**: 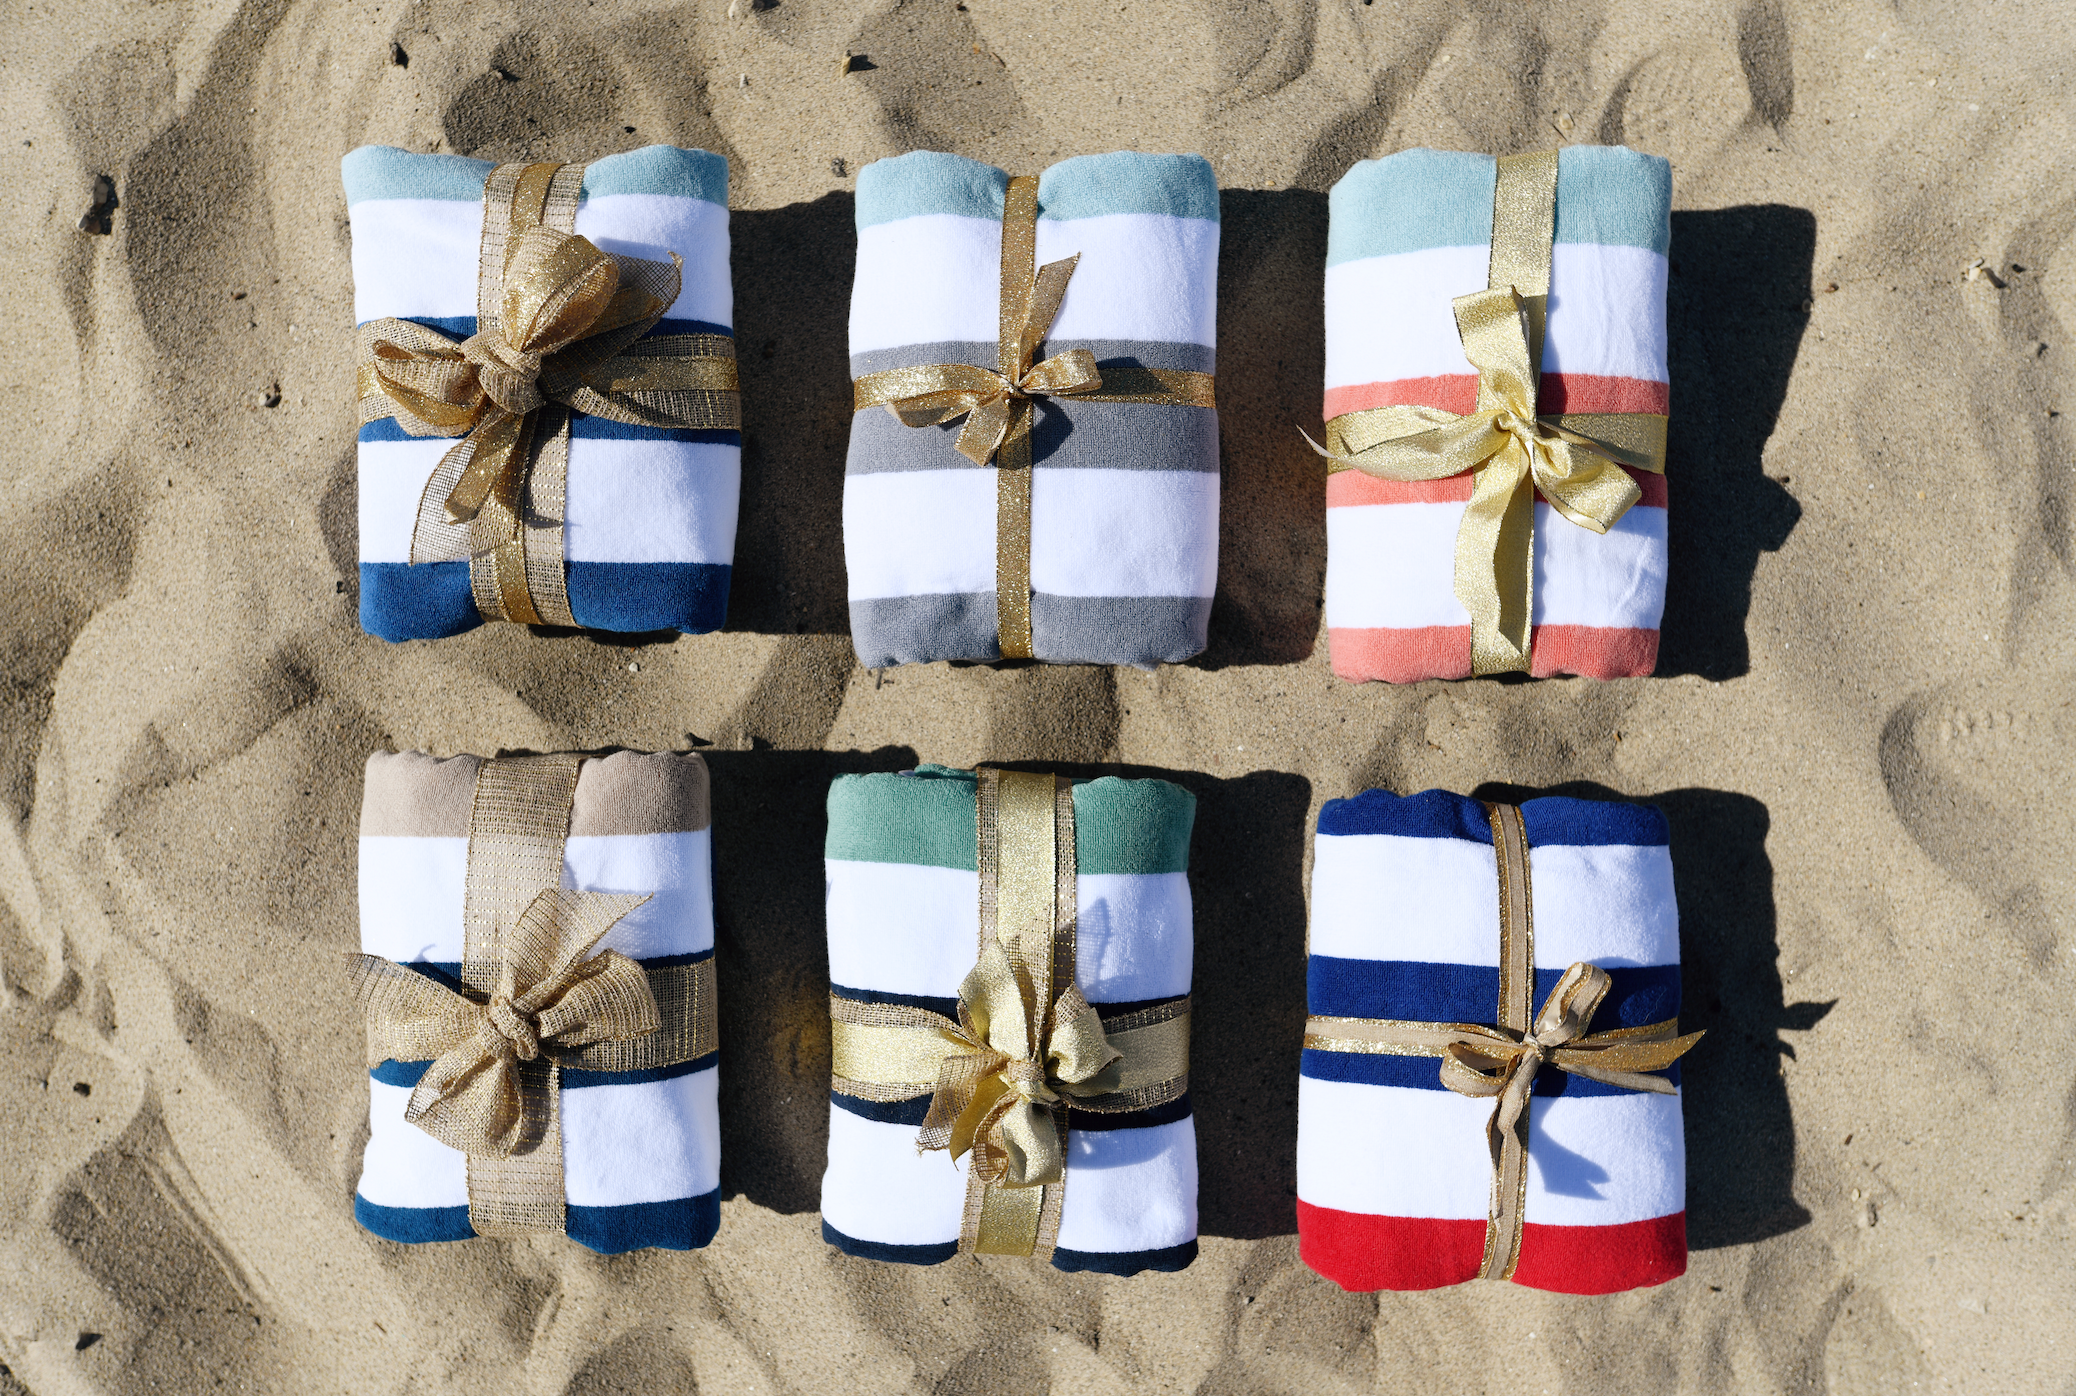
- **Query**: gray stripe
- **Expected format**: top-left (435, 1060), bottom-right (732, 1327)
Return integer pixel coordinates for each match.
top-left (850, 340), bottom-right (1215, 378)
top-left (848, 399), bottom-right (1218, 475)
top-left (851, 594), bottom-right (1210, 668)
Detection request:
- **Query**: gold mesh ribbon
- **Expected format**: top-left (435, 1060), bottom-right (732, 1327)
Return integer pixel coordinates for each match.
top-left (1307, 149), bottom-right (1669, 675)
top-left (851, 177), bottom-right (1217, 660)
top-left (1301, 802), bottom-right (1701, 1281)
top-left (826, 768), bottom-right (1191, 1258)
top-left (348, 755), bottom-right (720, 1238)
top-left (356, 161), bottom-right (741, 627)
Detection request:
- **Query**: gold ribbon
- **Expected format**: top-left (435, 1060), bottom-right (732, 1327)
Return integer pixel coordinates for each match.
top-left (851, 176), bottom-right (1216, 660)
top-left (1301, 802), bottom-right (1701, 1281)
top-left (826, 768), bottom-right (1191, 1257)
top-left (1308, 149), bottom-right (1668, 675)
top-left (348, 755), bottom-right (720, 1238)
top-left (356, 161), bottom-right (741, 627)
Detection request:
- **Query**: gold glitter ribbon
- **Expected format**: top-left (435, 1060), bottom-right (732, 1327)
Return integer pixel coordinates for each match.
top-left (347, 755), bottom-right (719, 1238)
top-left (1301, 802), bottom-right (1701, 1281)
top-left (356, 160), bottom-right (741, 627)
top-left (1308, 149), bottom-right (1668, 675)
top-left (851, 176), bottom-right (1216, 660)
top-left (826, 768), bottom-right (1191, 1258)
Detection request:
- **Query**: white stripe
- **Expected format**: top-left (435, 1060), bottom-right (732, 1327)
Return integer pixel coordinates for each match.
top-left (358, 436), bottom-right (740, 566)
top-left (1323, 500), bottom-right (1667, 630)
top-left (842, 468), bottom-right (1219, 602)
top-left (559, 1067), bottom-right (721, 1207)
top-left (1310, 835), bottom-right (1677, 970)
top-left (821, 1107), bottom-right (968, 1246)
top-left (1296, 1077), bottom-right (1685, 1226)
top-left (350, 194), bottom-right (732, 327)
top-left (1052, 1118), bottom-right (1199, 1254)
top-left (358, 1080), bottom-right (469, 1209)
top-left (359, 830), bottom-right (715, 962)
top-left (1323, 242), bottom-right (1668, 391)
top-left (850, 212), bottom-right (1218, 355)
top-left (825, 860), bottom-right (1193, 1001)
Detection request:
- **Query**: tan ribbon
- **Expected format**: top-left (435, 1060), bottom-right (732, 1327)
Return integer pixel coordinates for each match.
top-left (357, 161), bottom-right (741, 627)
top-left (825, 768), bottom-right (1191, 1258)
top-left (1308, 149), bottom-right (1669, 675)
top-left (348, 754), bottom-right (720, 1238)
top-left (1301, 802), bottom-right (1701, 1281)
top-left (852, 176), bottom-right (1216, 660)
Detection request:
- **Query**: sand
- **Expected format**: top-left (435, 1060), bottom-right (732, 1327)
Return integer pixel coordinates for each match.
top-left (1, 0), bottom-right (2072, 1391)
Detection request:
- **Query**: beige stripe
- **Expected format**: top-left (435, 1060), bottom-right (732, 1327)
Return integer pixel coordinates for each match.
top-left (361, 750), bottom-right (711, 838)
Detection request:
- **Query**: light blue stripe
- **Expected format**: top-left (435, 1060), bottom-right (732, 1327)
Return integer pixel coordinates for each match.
top-left (856, 150), bottom-right (1218, 230)
top-left (1325, 145), bottom-right (1670, 267)
top-left (342, 144), bottom-right (728, 207)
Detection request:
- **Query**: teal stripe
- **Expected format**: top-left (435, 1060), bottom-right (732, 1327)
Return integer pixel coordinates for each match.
top-left (856, 151), bottom-right (1218, 230)
top-left (342, 144), bottom-right (728, 207)
top-left (1325, 144), bottom-right (1669, 267)
top-left (825, 766), bottom-right (1194, 874)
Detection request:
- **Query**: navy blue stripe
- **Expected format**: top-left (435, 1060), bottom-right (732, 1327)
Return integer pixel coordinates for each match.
top-left (388, 950), bottom-right (710, 981)
top-left (360, 560), bottom-right (478, 641)
top-left (356, 1191), bottom-right (720, 1252)
top-left (1308, 957), bottom-right (1681, 1028)
top-left (359, 560), bottom-right (732, 639)
top-left (356, 1196), bottom-right (474, 1243)
top-left (830, 985), bottom-right (1190, 1021)
top-left (1051, 1239), bottom-right (1197, 1276)
top-left (1317, 788), bottom-right (1668, 846)
top-left (359, 314), bottom-right (732, 339)
top-left (821, 1219), bottom-right (958, 1266)
top-left (374, 1051), bottom-right (715, 1090)
top-left (828, 1089), bottom-right (1193, 1131)
top-left (358, 415), bottom-right (739, 446)
top-left (1300, 1045), bottom-right (1681, 1097)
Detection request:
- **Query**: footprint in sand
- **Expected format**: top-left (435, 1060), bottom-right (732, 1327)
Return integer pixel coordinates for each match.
top-left (1880, 671), bottom-right (2076, 966)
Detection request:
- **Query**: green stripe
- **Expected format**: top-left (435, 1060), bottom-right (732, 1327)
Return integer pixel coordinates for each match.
top-left (825, 766), bottom-right (1194, 874)
top-left (1325, 144), bottom-right (1669, 266)
top-left (855, 151), bottom-right (1218, 230)
top-left (342, 144), bottom-right (728, 207)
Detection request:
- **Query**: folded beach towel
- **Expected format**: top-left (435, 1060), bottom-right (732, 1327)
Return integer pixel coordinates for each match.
top-left (352, 750), bottom-right (720, 1254)
top-left (820, 766), bottom-right (1199, 1274)
top-left (345, 144), bottom-right (739, 641)
top-left (845, 151), bottom-right (1221, 668)
top-left (1323, 147), bottom-right (1671, 681)
top-left (1297, 789), bottom-right (1697, 1294)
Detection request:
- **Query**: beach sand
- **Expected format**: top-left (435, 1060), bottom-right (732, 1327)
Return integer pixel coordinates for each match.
top-left (2, 0), bottom-right (2073, 1391)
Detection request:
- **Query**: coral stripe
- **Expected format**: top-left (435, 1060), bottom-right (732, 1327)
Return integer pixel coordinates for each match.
top-left (1328, 625), bottom-right (1660, 683)
top-left (1326, 467), bottom-right (1668, 509)
top-left (1297, 1200), bottom-right (1687, 1294)
top-left (1322, 373), bottom-right (1670, 422)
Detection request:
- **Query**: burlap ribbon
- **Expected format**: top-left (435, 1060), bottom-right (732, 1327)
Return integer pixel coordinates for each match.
top-left (1301, 802), bottom-right (1701, 1281)
top-left (1308, 149), bottom-right (1669, 675)
top-left (357, 160), bottom-right (741, 627)
top-left (828, 768), bottom-right (1191, 1257)
top-left (349, 754), bottom-right (719, 1238)
top-left (852, 175), bottom-right (1217, 660)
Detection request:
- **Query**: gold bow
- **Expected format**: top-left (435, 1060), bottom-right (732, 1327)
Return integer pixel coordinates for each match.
top-left (1310, 148), bottom-right (1667, 675)
top-left (1302, 802), bottom-right (1702, 1282)
top-left (356, 160), bottom-right (740, 627)
top-left (349, 886), bottom-right (659, 1160)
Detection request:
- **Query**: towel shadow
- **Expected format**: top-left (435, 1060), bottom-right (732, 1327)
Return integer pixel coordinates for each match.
top-left (728, 193), bottom-right (859, 636)
top-left (1655, 206), bottom-right (1809, 679)
top-left (1199, 189), bottom-right (1331, 668)
top-left (703, 744), bottom-right (917, 1212)
top-left (988, 759), bottom-right (1314, 1240)
top-left (1472, 780), bottom-right (1818, 1248)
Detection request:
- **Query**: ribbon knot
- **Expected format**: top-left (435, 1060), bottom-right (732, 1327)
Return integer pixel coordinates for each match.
top-left (485, 992), bottom-right (542, 1061)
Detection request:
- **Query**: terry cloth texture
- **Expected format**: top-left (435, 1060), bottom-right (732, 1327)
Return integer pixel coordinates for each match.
top-left (845, 151), bottom-right (1222, 668)
top-left (820, 765), bottom-right (1201, 1274)
top-left (354, 750), bottom-right (721, 1253)
top-left (1323, 146), bottom-right (1671, 682)
top-left (1297, 788), bottom-right (1688, 1294)
top-left (344, 144), bottom-right (739, 641)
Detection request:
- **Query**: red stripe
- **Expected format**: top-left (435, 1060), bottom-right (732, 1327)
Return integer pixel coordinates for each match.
top-left (1297, 1201), bottom-right (1687, 1294)
top-left (1327, 466), bottom-right (1668, 509)
top-left (1328, 625), bottom-right (1660, 683)
top-left (1322, 373), bottom-right (1669, 422)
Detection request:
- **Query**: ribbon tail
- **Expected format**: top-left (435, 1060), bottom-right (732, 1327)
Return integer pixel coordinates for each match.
top-left (1455, 440), bottom-right (1536, 676)
top-left (955, 398), bottom-right (1014, 466)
